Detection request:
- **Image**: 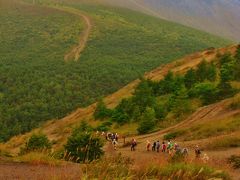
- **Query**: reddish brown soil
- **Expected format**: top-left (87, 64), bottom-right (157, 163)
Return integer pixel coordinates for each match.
top-left (0, 162), bottom-right (82, 180)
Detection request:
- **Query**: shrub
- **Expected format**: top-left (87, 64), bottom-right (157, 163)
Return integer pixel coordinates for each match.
top-left (64, 125), bottom-right (104, 163)
top-left (111, 110), bottom-right (129, 125)
top-left (163, 130), bottom-right (185, 140)
top-left (137, 107), bottom-right (156, 134)
top-left (189, 82), bottom-right (219, 105)
top-left (184, 68), bottom-right (197, 89)
top-left (230, 93), bottom-right (240, 109)
top-left (95, 121), bottom-right (112, 132)
top-left (94, 100), bottom-right (112, 120)
top-left (154, 104), bottom-right (167, 120)
top-left (228, 155), bottom-right (240, 169)
top-left (21, 133), bottom-right (51, 154)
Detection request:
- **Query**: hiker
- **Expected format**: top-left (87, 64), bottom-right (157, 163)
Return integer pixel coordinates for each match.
top-left (123, 135), bottom-right (126, 145)
top-left (146, 140), bottom-right (151, 151)
top-left (156, 141), bottom-right (160, 152)
top-left (112, 139), bottom-right (118, 150)
top-left (108, 133), bottom-right (112, 140)
top-left (174, 143), bottom-right (180, 151)
top-left (162, 141), bottom-right (166, 153)
top-left (195, 145), bottom-right (201, 158)
top-left (202, 153), bottom-right (209, 163)
top-left (111, 133), bottom-right (115, 141)
top-left (167, 140), bottom-right (173, 155)
top-left (181, 148), bottom-right (189, 157)
top-left (131, 139), bottom-right (137, 151)
top-left (152, 141), bottom-right (156, 151)
top-left (106, 133), bottom-right (109, 140)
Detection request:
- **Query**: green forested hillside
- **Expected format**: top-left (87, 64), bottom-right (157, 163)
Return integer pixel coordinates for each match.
top-left (94, 48), bottom-right (240, 134)
top-left (0, 0), bottom-right (231, 141)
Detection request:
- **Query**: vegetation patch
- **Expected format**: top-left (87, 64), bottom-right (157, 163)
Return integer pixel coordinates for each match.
top-left (228, 155), bottom-right (240, 169)
top-left (94, 49), bottom-right (240, 135)
top-left (82, 154), bottom-right (230, 179)
top-left (0, 0), bottom-right (232, 142)
top-left (207, 136), bottom-right (240, 150)
top-left (181, 116), bottom-right (240, 141)
top-left (64, 121), bottom-right (104, 163)
top-left (163, 130), bottom-right (186, 140)
top-left (20, 133), bottom-right (52, 155)
top-left (229, 93), bottom-right (240, 110)
top-left (15, 152), bottom-right (62, 166)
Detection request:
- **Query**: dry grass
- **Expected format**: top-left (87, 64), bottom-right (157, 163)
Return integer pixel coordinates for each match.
top-left (184, 115), bottom-right (240, 141)
top-left (206, 136), bottom-right (240, 150)
top-left (82, 154), bottom-right (230, 179)
top-left (229, 93), bottom-right (240, 110)
top-left (14, 152), bottom-right (63, 166)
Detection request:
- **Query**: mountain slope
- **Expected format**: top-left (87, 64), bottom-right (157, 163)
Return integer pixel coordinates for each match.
top-left (1, 45), bottom-right (237, 155)
top-left (0, 0), bottom-right (232, 142)
top-left (102, 0), bottom-right (240, 41)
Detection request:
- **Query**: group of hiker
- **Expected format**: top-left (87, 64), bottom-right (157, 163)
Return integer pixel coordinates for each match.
top-left (102, 132), bottom-right (120, 150)
top-left (146, 139), bottom-right (189, 156)
top-left (99, 131), bottom-right (205, 160)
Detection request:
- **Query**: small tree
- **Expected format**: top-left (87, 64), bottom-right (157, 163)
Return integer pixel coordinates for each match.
top-left (220, 61), bottom-right (235, 83)
top-left (94, 99), bottom-right (112, 120)
top-left (111, 110), bottom-right (129, 125)
top-left (154, 104), bottom-right (167, 120)
top-left (159, 71), bottom-right (176, 94)
top-left (137, 107), bottom-right (156, 134)
top-left (133, 80), bottom-right (155, 112)
top-left (196, 60), bottom-right (208, 82)
top-left (219, 53), bottom-right (234, 66)
top-left (24, 133), bottom-right (51, 153)
top-left (184, 68), bottom-right (197, 89)
top-left (65, 123), bottom-right (103, 163)
top-left (205, 63), bottom-right (217, 82)
top-left (190, 82), bottom-right (219, 105)
top-left (171, 89), bottom-right (192, 117)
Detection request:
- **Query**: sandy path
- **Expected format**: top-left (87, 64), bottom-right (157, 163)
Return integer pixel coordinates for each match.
top-left (104, 138), bottom-right (240, 179)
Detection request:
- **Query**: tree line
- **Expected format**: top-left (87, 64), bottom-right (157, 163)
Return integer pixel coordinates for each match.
top-left (94, 46), bottom-right (240, 134)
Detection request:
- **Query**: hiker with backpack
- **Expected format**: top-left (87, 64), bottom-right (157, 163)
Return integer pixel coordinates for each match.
top-left (131, 139), bottom-right (137, 151)
top-left (167, 140), bottom-right (174, 155)
top-left (162, 141), bottom-right (166, 153)
top-left (156, 141), bottom-right (160, 152)
top-left (195, 145), bottom-right (201, 158)
top-left (146, 140), bottom-right (151, 151)
top-left (181, 147), bottom-right (189, 157)
top-left (112, 139), bottom-right (118, 150)
top-left (152, 141), bottom-right (156, 151)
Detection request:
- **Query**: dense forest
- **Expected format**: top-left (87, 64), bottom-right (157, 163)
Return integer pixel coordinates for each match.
top-left (0, 0), bottom-right (231, 142)
top-left (94, 47), bottom-right (240, 134)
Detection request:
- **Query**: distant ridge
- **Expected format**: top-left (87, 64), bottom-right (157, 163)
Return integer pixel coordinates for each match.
top-left (102, 0), bottom-right (240, 41)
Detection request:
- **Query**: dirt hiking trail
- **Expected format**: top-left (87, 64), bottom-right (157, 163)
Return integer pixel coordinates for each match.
top-left (53, 6), bottom-right (92, 61)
